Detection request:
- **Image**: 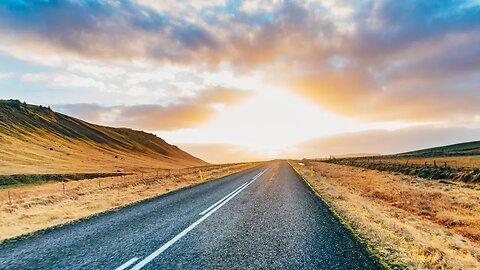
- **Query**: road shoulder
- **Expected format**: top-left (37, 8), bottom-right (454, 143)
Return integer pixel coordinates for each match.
top-left (289, 161), bottom-right (394, 270)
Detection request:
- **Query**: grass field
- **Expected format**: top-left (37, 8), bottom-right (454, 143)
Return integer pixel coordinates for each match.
top-left (0, 162), bottom-right (261, 242)
top-left (375, 156), bottom-right (480, 169)
top-left (327, 141), bottom-right (480, 168)
top-left (324, 158), bottom-right (480, 183)
top-left (291, 161), bottom-right (480, 269)
top-left (322, 141), bottom-right (480, 183)
top-left (0, 134), bottom-right (205, 175)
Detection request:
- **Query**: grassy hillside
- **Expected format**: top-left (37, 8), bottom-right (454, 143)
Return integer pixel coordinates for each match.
top-left (0, 100), bottom-right (207, 174)
top-left (400, 141), bottom-right (480, 157)
top-left (323, 140), bottom-right (480, 182)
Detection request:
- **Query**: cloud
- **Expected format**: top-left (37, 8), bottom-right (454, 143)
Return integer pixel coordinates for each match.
top-left (276, 1), bottom-right (480, 123)
top-left (194, 86), bottom-right (252, 105)
top-left (22, 72), bottom-right (115, 92)
top-left (286, 68), bottom-right (376, 116)
top-left (55, 103), bottom-right (213, 131)
top-left (353, 0), bottom-right (480, 57)
top-left (285, 66), bottom-right (480, 123)
top-left (1, 0), bottom-right (478, 69)
top-left (0, 0), bottom-right (333, 68)
top-left (0, 0), bottom-right (220, 65)
top-left (177, 125), bottom-right (480, 163)
top-left (21, 73), bottom-right (50, 82)
top-left (53, 86), bottom-right (252, 130)
top-left (239, 0), bottom-right (283, 14)
top-left (134, 0), bottom-right (227, 15)
top-left (287, 126), bottom-right (480, 159)
top-left (176, 143), bottom-right (267, 164)
top-left (1, 0), bottom-right (479, 124)
top-left (0, 72), bottom-right (14, 81)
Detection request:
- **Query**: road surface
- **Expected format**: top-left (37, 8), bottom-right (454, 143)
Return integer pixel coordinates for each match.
top-left (0, 161), bottom-right (384, 269)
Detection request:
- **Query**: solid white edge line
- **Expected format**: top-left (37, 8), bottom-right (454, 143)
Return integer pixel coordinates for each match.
top-left (115, 257), bottom-right (139, 270)
top-left (199, 171), bottom-right (263, 215)
top-left (130, 169), bottom-right (267, 270)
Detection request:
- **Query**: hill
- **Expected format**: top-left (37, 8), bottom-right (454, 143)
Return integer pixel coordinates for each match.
top-left (0, 100), bottom-right (207, 174)
top-left (399, 140), bottom-right (480, 157)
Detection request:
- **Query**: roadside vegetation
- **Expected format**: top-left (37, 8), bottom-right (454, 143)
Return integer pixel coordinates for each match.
top-left (0, 162), bottom-right (261, 242)
top-left (291, 160), bottom-right (480, 269)
top-left (322, 141), bottom-right (480, 183)
top-left (0, 172), bottom-right (129, 188)
top-left (323, 158), bottom-right (480, 182)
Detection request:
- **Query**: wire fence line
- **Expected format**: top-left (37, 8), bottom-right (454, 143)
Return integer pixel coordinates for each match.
top-left (319, 156), bottom-right (479, 170)
top-left (0, 169), bottom-right (202, 206)
top-left (317, 158), bottom-right (480, 182)
top-left (0, 163), bottom-right (255, 206)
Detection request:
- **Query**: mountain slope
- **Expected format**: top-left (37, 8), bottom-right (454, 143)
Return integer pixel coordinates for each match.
top-left (0, 100), bottom-right (207, 174)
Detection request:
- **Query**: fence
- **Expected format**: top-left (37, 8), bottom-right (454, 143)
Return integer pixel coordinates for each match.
top-left (322, 158), bottom-right (480, 182)
top-left (0, 163), bottom-right (252, 207)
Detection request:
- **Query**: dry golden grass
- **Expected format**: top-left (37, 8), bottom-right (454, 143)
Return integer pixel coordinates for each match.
top-left (0, 100), bottom-right (207, 174)
top-left (0, 162), bottom-right (260, 242)
top-left (291, 161), bottom-right (480, 269)
top-left (0, 134), bottom-right (204, 175)
top-left (381, 156), bottom-right (480, 169)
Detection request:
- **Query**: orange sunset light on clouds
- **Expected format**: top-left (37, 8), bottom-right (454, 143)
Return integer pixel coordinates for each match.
top-left (1, 0), bottom-right (479, 163)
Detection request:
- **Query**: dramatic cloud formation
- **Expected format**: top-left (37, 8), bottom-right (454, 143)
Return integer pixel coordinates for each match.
top-left (55, 87), bottom-right (251, 130)
top-left (1, 0), bottom-right (479, 124)
top-left (0, 0), bottom-right (479, 161)
top-left (276, 1), bottom-right (480, 123)
top-left (0, 0), bottom-right (219, 65)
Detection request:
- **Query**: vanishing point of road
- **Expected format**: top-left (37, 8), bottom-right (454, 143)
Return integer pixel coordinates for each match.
top-left (0, 161), bottom-right (384, 270)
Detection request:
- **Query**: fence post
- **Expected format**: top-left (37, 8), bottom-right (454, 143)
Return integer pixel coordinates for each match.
top-left (434, 160), bottom-right (437, 168)
top-left (424, 161), bottom-right (427, 168)
top-left (8, 191), bottom-right (12, 205)
top-left (98, 179), bottom-right (101, 189)
top-left (63, 183), bottom-right (66, 195)
top-left (444, 162), bottom-right (447, 169)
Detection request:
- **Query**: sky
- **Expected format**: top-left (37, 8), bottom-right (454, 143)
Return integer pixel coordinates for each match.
top-left (0, 0), bottom-right (479, 163)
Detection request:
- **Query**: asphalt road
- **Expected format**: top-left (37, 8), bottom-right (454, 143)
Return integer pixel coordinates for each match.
top-left (0, 161), bottom-right (384, 270)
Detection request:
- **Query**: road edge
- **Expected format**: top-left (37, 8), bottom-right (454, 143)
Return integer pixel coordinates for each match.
top-left (0, 163), bottom-right (263, 245)
top-left (287, 161), bottom-right (393, 270)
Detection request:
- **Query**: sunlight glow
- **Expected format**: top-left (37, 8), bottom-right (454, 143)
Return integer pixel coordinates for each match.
top-left (157, 82), bottom-right (412, 155)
